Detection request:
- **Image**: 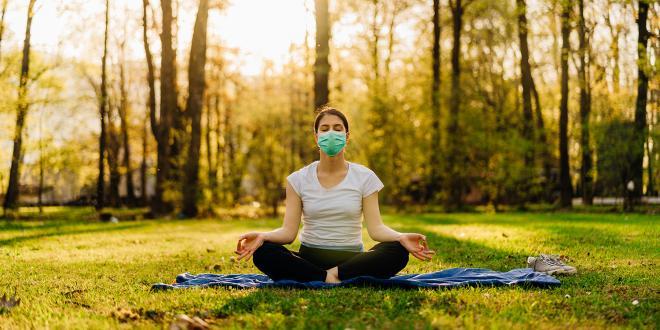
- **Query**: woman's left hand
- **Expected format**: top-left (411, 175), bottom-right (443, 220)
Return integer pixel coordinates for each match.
top-left (398, 233), bottom-right (436, 261)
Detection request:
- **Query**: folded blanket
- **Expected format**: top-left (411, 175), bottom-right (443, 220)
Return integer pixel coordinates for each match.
top-left (151, 268), bottom-right (560, 290)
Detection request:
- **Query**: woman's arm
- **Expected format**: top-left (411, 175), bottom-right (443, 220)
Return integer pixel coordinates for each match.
top-left (363, 191), bottom-right (436, 261)
top-left (363, 191), bottom-right (402, 242)
top-left (261, 182), bottom-right (302, 244)
top-left (235, 182), bottom-right (302, 260)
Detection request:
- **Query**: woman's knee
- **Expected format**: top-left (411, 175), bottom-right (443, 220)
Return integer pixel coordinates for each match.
top-left (392, 241), bottom-right (409, 267)
top-left (374, 241), bottom-right (409, 267)
top-left (375, 241), bottom-right (408, 255)
top-left (252, 242), bottom-right (282, 267)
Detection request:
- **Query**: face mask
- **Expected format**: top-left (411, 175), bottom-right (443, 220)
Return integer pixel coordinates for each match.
top-left (317, 130), bottom-right (346, 157)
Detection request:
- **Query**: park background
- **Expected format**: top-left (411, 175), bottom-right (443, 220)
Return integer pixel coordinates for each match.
top-left (0, 0), bottom-right (658, 329)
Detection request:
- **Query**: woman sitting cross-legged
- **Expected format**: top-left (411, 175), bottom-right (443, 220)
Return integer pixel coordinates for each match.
top-left (234, 106), bottom-right (435, 283)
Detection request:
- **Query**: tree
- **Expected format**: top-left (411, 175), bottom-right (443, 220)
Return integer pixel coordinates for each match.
top-left (559, 0), bottom-right (573, 208)
top-left (446, 0), bottom-right (472, 209)
top-left (140, 111), bottom-right (149, 205)
top-left (107, 98), bottom-right (121, 207)
top-left (314, 0), bottom-right (329, 109)
top-left (531, 75), bottom-right (552, 201)
top-left (142, 0), bottom-right (156, 206)
top-left (604, 0), bottom-right (623, 93)
top-left (205, 48), bottom-right (224, 205)
top-left (118, 32), bottom-right (136, 206)
top-left (516, 0), bottom-right (534, 167)
top-left (3, 0), bottom-right (37, 213)
top-left (0, 0), bottom-right (8, 64)
top-left (182, 0), bottom-right (209, 217)
top-left (516, 0), bottom-right (536, 205)
top-left (95, 0), bottom-right (109, 211)
top-left (632, 0), bottom-right (649, 203)
top-left (578, 0), bottom-right (593, 205)
top-left (428, 0), bottom-right (442, 202)
top-left (152, 0), bottom-right (178, 214)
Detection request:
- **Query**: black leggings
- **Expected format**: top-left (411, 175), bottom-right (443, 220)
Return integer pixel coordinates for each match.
top-left (252, 241), bottom-right (409, 282)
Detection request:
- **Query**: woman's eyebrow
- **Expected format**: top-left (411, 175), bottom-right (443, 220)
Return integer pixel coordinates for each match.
top-left (320, 124), bottom-right (343, 128)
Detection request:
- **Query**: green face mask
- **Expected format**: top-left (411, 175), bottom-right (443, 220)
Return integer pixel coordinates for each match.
top-left (317, 130), bottom-right (346, 157)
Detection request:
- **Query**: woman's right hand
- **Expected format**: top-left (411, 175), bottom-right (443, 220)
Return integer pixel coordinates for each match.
top-left (235, 232), bottom-right (265, 261)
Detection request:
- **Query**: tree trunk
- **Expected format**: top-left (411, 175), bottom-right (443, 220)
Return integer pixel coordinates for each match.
top-left (38, 114), bottom-right (44, 214)
top-left (632, 0), bottom-right (649, 203)
top-left (141, 112), bottom-right (148, 205)
top-left (314, 0), bottom-right (330, 110)
top-left (559, 0), bottom-right (572, 208)
top-left (578, 0), bottom-right (593, 205)
top-left (0, 0), bottom-right (8, 64)
top-left (531, 77), bottom-right (552, 199)
top-left (605, 1), bottom-right (621, 93)
top-left (168, 1), bottom-right (184, 192)
top-left (227, 115), bottom-right (237, 205)
top-left (516, 0), bottom-right (535, 206)
top-left (205, 92), bottom-right (216, 203)
top-left (288, 62), bottom-right (297, 174)
top-left (302, 26), bottom-right (315, 164)
top-left (517, 0), bottom-right (534, 168)
top-left (119, 38), bottom-right (136, 206)
top-left (4, 0), bottom-right (36, 213)
top-left (647, 107), bottom-right (656, 196)
top-left (94, 0), bottom-right (109, 211)
top-left (429, 0), bottom-right (442, 203)
top-left (142, 0), bottom-right (156, 207)
top-left (152, 0), bottom-right (177, 215)
top-left (446, 0), bottom-right (464, 209)
top-left (182, 0), bottom-right (209, 217)
top-left (107, 108), bottom-right (121, 207)
top-left (215, 93), bottom-right (223, 204)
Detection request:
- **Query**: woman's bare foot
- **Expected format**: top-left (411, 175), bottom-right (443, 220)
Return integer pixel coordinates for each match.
top-left (325, 266), bottom-right (341, 283)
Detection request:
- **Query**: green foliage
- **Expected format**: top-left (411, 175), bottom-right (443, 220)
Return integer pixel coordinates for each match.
top-left (594, 120), bottom-right (639, 196)
top-left (2, 0), bottom-right (659, 211)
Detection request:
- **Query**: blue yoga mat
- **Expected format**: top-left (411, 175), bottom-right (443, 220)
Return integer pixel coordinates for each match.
top-left (151, 268), bottom-right (560, 290)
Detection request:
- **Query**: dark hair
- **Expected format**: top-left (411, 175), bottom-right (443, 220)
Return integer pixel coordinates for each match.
top-left (314, 106), bottom-right (349, 133)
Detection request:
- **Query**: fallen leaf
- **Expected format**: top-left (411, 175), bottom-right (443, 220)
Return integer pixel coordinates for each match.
top-left (207, 264), bottom-right (222, 271)
top-left (0, 293), bottom-right (20, 314)
top-left (62, 289), bottom-right (85, 298)
top-left (170, 314), bottom-right (209, 330)
top-left (111, 308), bottom-right (140, 322)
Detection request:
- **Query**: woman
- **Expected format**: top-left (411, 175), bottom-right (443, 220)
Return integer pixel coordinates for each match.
top-left (235, 106), bottom-right (435, 283)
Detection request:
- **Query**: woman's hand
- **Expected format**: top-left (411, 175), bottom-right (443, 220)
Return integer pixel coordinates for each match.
top-left (235, 232), bottom-right (265, 261)
top-left (397, 233), bottom-right (436, 261)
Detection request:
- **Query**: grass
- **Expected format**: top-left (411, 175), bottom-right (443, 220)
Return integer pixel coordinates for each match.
top-left (0, 207), bottom-right (658, 329)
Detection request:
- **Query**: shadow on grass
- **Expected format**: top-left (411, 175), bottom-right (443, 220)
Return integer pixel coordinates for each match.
top-left (0, 219), bottom-right (92, 232)
top-left (396, 225), bottom-right (531, 272)
top-left (0, 222), bottom-right (147, 247)
top-left (208, 287), bottom-right (434, 328)
top-left (389, 212), bottom-right (650, 227)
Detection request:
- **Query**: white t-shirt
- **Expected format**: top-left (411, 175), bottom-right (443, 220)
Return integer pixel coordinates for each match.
top-left (286, 160), bottom-right (384, 252)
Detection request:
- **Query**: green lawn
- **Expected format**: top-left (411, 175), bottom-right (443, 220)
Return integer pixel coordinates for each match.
top-left (1, 207), bottom-right (658, 329)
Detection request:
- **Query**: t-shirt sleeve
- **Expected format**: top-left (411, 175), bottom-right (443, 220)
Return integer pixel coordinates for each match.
top-left (362, 170), bottom-right (384, 198)
top-left (286, 171), bottom-right (302, 197)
